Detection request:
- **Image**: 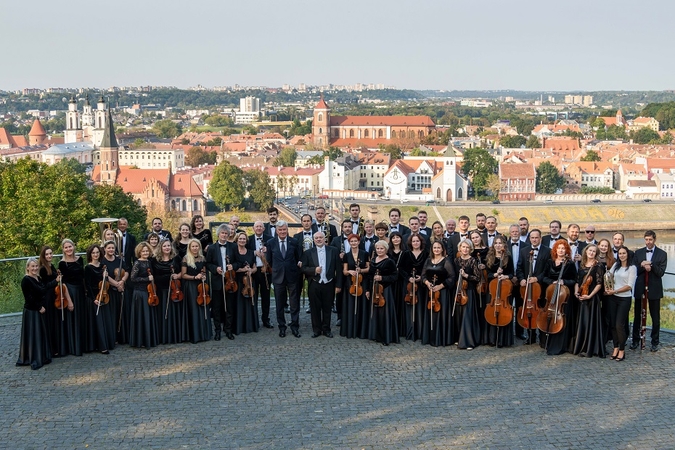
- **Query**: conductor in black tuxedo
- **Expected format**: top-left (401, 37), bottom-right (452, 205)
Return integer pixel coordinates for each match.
top-left (206, 224), bottom-right (237, 340)
top-left (266, 221), bottom-right (302, 338)
top-left (301, 232), bottom-right (343, 338)
top-left (507, 224), bottom-right (529, 340)
top-left (516, 229), bottom-right (551, 344)
top-left (630, 230), bottom-right (668, 352)
top-left (117, 217), bottom-right (137, 272)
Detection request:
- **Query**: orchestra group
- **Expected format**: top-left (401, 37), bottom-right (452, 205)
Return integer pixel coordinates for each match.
top-left (16, 206), bottom-right (667, 370)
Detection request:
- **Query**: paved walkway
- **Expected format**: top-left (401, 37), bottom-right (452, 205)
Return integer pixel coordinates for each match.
top-left (1, 309), bottom-right (673, 449)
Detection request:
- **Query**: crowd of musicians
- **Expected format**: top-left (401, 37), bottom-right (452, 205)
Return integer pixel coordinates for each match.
top-left (17, 206), bottom-right (667, 370)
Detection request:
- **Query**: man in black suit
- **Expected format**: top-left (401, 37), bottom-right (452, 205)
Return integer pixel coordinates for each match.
top-left (145, 217), bottom-right (173, 242)
top-left (293, 214), bottom-right (315, 314)
top-left (117, 217), bottom-right (137, 272)
top-left (266, 220), bottom-right (302, 338)
top-left (418, 210), bottom-right (432, 236)
top-left (205, 224), bottom-right (237, 341)
top-left (301, 231), bottom-right (343, 338)
top-left (630, 230), bottom-right (668, 352)
top-left (517, 229), bottom-right (551, 344)
top-left (450, 215), bottom-right (471, 252)
top-left (247, 221), bottom-right (273, 328)
top-left (474, 212), bottom-right (488, 245)
top-left (612, 232), bottom-right (634, 261)
top-left (359, 219), bottom-right (379, 259)
top-left (518, 217), bottom-right (530, 244)
top-left (264, 206), bottom-right (280, 238)
top-left (541, 220), bottom-right (563, 249)
top-left (347, 203), bottom-right (365, 236)
top-left (566, 223), bottom-right (586, 269)
top-left (312, 207), bottom-right (337, 243)
top-left (388, 208), bottom-right (409, 236)
top-left (330, 220), bottom-right (353, 326)
top-left (444, 218), bottom-right (458, 258)
top-left (583, 225), bottom-right (597, 245)
top-left (403, 216), bottom-right (431, 249)
top-left (508, 224), bottom-right (529, 340)
top-left (485, 215), bottom-right (500, 247)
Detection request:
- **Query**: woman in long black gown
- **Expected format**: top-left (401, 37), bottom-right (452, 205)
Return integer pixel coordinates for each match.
top-left (233, 232), bottom-right (259, 334)
top-left (421, 241), bottom-right (456, 347)
top-left (182, 238), bottom-right (212, 343)
top-left (39, 245), bottom-right (66, 356)
top-left (540, 240), bottom-right (577, 355)
top-left (367, 241), bottom-right (399, 346)
top-left (101, 240), bottom-right (129, 345)
top-left (17, 258), bottom-right (58, 370)
top-left (192, 215), bottom-right (213, 253)
top-left (399, 234), bottom-right (429, 341)
top-left (129, 242), bottom-right (160, 349)
top-left (341, 234), bottom-right (370, 339)
top-left (83, 244), bottom-right (115, 354)
top-left (484, 236), bottom-right (515, 348)
top-left (572, 244), bottom-right (606, 358)
top-left (455, 239), bottom-right (482, 350)
top-left (152, 238), bottom-right (186, 344)
top-left (58, 239), bottom-right (84, 356)
top-left (470, 230), bottom-right (490, 345)
top-left (174, 223), bottom-right (192, 261)
top-left (387, 232), bottom-right (406, 339)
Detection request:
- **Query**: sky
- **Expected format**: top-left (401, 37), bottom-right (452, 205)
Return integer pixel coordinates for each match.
top-left (2, 0), bottom-right (673, 92)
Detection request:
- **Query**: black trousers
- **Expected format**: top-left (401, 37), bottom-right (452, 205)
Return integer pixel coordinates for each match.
top-left (252, 269), bottom-right (271, 325)
top-left (211, 288), bottom-right (234, 334)
top-left (631, 297), bottom-right (661, 346)
top-left (274, 281), bottom-right (298, 332)
top-left (308, 280), bottom-right (335, 334)
top-left (608, 295), bottom-right (631, 351)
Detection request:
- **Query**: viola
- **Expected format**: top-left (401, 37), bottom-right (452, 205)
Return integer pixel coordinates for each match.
top-left (170, 267), bottom-right (183, 302)
top-left (197, 268), bottom-right (211, 306)
top-left (485, 257), bottom-right (513, 327)
top-left (518, 250), bottom-right (541, 330)
top-left (404, 268), bottom-right (418, 305)
top-left (427, 275), bottom-right (441, 313)
top-left (147, 268), bottom-right (159, 307)
top-left (372, 270), bottom-right (385, 308)
top-left (242, 263), bottom-right (254, 299)
top-left (349, 258), bottom-right (364, 297)
top-left (224, 256), bottom-right (238, 293)
top-left (537, 257), bottom-right (570, 335)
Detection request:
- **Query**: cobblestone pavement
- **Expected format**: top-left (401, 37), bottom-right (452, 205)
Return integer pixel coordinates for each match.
top-left (1, 309), bottom-right (674, 450)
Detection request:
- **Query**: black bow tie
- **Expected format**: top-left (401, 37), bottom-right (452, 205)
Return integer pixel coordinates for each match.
top-left (532, 247), bottom-right (539, 252)
top-left (646, 249), bottom-right (653, 253)
top-left (511, 242), bottom-right (519, 246)
top-left (304, 232), bottom-right (311, 235)
top-left (352, 220), bottom-right (358, 224)
top-left (270, 225), bottom-right (275, 228)
top-left (460, 234), bottom-right (468, 238)
top-left (218, 243), bottom-right (227, 248)
top-left (365, 237), bottom-right (373, 241)
top-left (569, 242), bottom-right (577, 247)
top-left (489, 234), bottom-right (495, 238)
top-left (612, 248), bottom-right (618, 252)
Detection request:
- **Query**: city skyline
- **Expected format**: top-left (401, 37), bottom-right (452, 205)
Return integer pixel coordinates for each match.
top-left (2, 0), bottom-right (674, 92)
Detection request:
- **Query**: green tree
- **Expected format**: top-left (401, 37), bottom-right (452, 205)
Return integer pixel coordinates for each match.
top-left (90, 184), bottom-right (147, 239)
top-left (274, 147), bottom-right (297, 167)
top-left (485, 173), bottom-right (501, 198)
top-left (580, 186), bottom-right (614, 194)
top-left (204, 115), bottom-right (233, 127)
top-left (186, 146), bottom-right (217, 166)
top-left (536, 161), bottom-right (565, 194)
top-left (242, 124), bottom-right (258, 135)
top-left (378, 143), bottom-right (403, 160)
top-left (288, 119), bottom-right (312, 137)
top-left (205, 137), bottom-right (222, 146)
top-left (209, 161), bottom-right (245, 210)
top-left (152, 119), bottom-right (182, 138)
top-left (461, 148), bottom-right (498, 194)
top-left (243, 169), bottom-right (275, 211)
top-left (525, 135), bottom-right (541, 148)
top-left (409, 148), bottom-right (430, 156)
top-left (580, 150), bottom-right (601, 161)
top-left (629, 127), bottom-right (661, 144)
top-left (499, 135), bottom-right (527, 148)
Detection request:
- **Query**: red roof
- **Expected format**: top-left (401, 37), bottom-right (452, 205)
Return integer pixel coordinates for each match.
top-left (28, 119), bottom-right (46, 136)
top-left (315, 95), bottom-right (329, 110)
top-left (117, 167), bottom-right (170, 194)
top-left (330, 116), bottom-right (435, 127)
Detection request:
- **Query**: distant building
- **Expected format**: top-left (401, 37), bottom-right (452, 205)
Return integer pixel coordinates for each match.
top-left (235, 96), bottom-right (261, 124)
top-left (499, 163), bottom-right (536, 201)
top-left (627, 117), bottom-right (659, 133)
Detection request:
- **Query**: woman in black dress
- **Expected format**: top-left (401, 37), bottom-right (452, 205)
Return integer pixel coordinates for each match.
top-left (374, 222), bottom-right (389, 247)
top-left (233, 232), bottom-right (259, 334)
top-left (341, 234), bottom-right (370, 339)
top-left (455, 239), bottom-right (482, 350)
top-left (146, 232), bottom-right (160, 254)
top-left (17, 258), bottom-right (58, 370)
top-left (129, 242), bottom-right (160, 349)
top-left (540, 240), bottom-right (577, 355)
top-left (39, 245), bottom-right (67, 357)
top-left (192, 215), bottom-right (213, 252)
top-left (470, 230), bottom-right (490, 345)
top-left (400, 234), bottom-right (429, 341)
top-left (572, 245), bottom-right (606, 358)
top-left (367, 241), bottom-right (399, 346)
top-left (387, 232), bottom-right (405, 339)
top-left (83, 244), bottom-right (115, 354)
top-left (484, 235), bottom-right (515, 348)
top-left (101, 240), bottom-right (129, 344)
top-left (182, 238), bottom-right (212, 343)
top-left (58, 239), bottom-right (84, 356)
top-left (174, 223), bottom-right (192, 261)
top-left (430, 221), bottom-right (446, 245)
top-left (152, 238), bottom-right (186, 344)
top-left (421, 241), bottom-right (456, 347)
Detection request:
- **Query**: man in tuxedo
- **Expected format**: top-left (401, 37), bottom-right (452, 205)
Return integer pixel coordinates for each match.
top-left (566, 223), bottom-right (586, 269)
top-left (583, 225), bottom-right (597, 245)
top-left (418, 210), bottom-right (432, 236)
top-left (612, 232), bottom-right (634, 261)
top-left (359, 219), bottom-right (378, 259)
top-left (388, 208), bottom-right (409, 236)
top-left (403, 216), bottom-right (431, 249)
top-left (450, 215), bottom-right (471, 252)
top-left (247, 221), bottom-right (273, 328)
top-left (312, 207), bottom-right (337, 242)
top-left (301, 232), bottom-right (343, 338)
top-left (444, 218), bottom-right (458, 259)
top-left (330, 220), bottom-right (353, 326)
top-left (518, 217), bottom-right (530, 243)
top-left (205, 224), bottom-right (237, 341)
top-left (485, 215), bottom-right (500, 247)
top-left (145, 217), bottom-right (173, 242)
top-left (117, 217), bottom-right (137, 272)
top-left (517, 229), bottom-right (551, 344)
top-left (264, 206), bottom-right (279, 237)
top-left (508, 224), bottom-right (529, 340)
top-left (474, 213), bottom-right (488, 244)
top-left (630, 230), bottom-right (667, 352)
top-left (293, 214), bottom-right (315, 314)
top-left (266, 221), bottom-right (302, 338)
top-left (541, 220), bottom-right (563, 249)
top-left (347, 203), bottom-right (365, 236)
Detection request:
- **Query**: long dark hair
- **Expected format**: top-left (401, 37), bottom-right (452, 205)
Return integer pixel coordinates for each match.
top-left (611, 245), bottom-right (631, 271)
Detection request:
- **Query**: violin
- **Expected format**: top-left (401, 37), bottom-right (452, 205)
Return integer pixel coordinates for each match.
top-left (404, 268), bottom-right (418, 305)
top-left (54, 269), bottom-right (68, 311)
top-left (485, 256), bottom-right (513, 327)
top-left (96, 267), bottom-right (110, 318)
top-left (242, 263), bottom-right (254, 300)
top-left (147, 268), bottom-right (159, 307)
top-left (579, 261), bottom-right (597, 298)
top-left (349, 258), bottom-right (364, 297)
top-left (260, 250), bottom-right (271, 290)
top-left (477, 253), bottom-right (488, 294)
top-left (427, 274), bottom-right (441, 313)
top-left (455, 271), bottom-right (468, 306)
top-left (196, 268), bottom-right (211, 306)
top-left (372, 269), bottom-right (385, 308)
top-left (537, 257), bottom-right (570, 335)
top-left (518, 250), bottom-right (541, 330)
top-left (224, 256), bottom-right (238, 293)
top-left (170, 267), bottom-right (183, 302)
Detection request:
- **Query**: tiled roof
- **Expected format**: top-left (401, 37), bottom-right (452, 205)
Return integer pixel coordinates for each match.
top-left (117, 167), bottom-right (170, 194)
top-left (330, 116), bottom-right (435, 127)
top-left (28, 119), bottom-right (46, 136)
top-left (500, 163), bottom-right (535, 178)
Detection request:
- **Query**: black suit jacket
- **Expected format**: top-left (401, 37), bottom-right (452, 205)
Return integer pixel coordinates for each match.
top-left (359, 235), bottom-right (379, 258)
top-left (541, 234), bottom-right (564, 249)
top-left (450, 231), bottom-right (471, 253)
top-left (312, 222), bottom-right (337, 242)
top-left (633, 246), bottom-right (667, 300)
top-left (517, 245), bottom-right (551, 283)
top-left (293, 230), bottom-right (316, 255)
top-left (264, 222), bottom-right (278, 238)
top-left (485, 230), bottom-right (501, 247)
top-left (246, 233), bottom-right (272, 252)
top-left (301, 245), bottom-right (343, 286)
top-left (205, 241), bottom-right (238, 290)
top-left (121, 232), bottom-right (137, 271)
top-left (419, 226), bottom-right (432, 237)
top-left (388, 224), bottom-right (409, 236)
top-left (265, 236), bottom-right (301, 285)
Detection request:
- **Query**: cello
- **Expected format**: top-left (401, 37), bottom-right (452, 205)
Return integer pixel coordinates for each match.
top-left (147, 268), bottom-right (159, 307)
top-left (518, 250), bottom-right (541, 331)
top-left (485, 255), bottom-right (513, 327)
top-left (349, 258), bottom-right (364, 315)
top-left (537, 257), bottom-right (569, 336)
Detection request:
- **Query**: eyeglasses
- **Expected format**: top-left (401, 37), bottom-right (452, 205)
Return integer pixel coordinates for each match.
top-left (585, 230), bottom-right (595, 234)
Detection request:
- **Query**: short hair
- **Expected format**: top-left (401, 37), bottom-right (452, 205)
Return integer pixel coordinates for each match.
top-left (276, 220), bottom-right (288, 228)
top-left (375, 240), bottom-right (389, 252)
top-left (267, 206), bottom-right (279, 215)
top-left (613, 232), bottom-right (625, 241)
top-left (375, 222), bottom-right (388, 231)
top-left (135, 242), bottom-right (152, 258)
top-left (567, 223), bottom-right (580, 231)
top-left (146, 232), bottom-right (160, 244)
top-left (152, 217), bottom-right (163, 224)
top-left (347, 233), bottom-right (361, 242)
top-left (476, 212), bottom-right (486, 219)
top-left (418, 210), bottom-right (428, 216)
top-left (341, 219), bottom-right (352, 227)
top-left (644, 230), bottom-right (656, 239)
top-left (408, 216), bottom-right (419, 224)
top-left (316, 206), bottom-right (326, 213)
top-left (519, 217), bottom-right (529, 222)
top-left (530, 228), bottom-right (542, 237)
top-left (216, 224), bottom-right (230, 236)
top-left (389, 208), bottom-right (401, 216)
top-left (458, 238), bottom-right (474, 252)
top-left (349, 203), bottom-right (360, 210)
top-left (550, 220), bottom-right (562, 228)
top-left (458, 215), bottom-right (470, 222)
top-left (300, 214), bottom-right (312, 221)
top-left (364, 219), bottom-right (375, 226)
top-left (486, 215), bottom-right (496, 221)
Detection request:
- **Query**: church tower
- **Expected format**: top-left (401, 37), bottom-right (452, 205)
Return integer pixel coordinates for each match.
top-left (99, 109), bottom-right (119, 185)
top-left (64, 96), bottom-right (82, 143)
top-left (312, 94), bottom-right (330, 148)
top-left (93, 96), bottom-right (107, 147)
top-left (28, 118), bottom-right (47, 145)
top-left (81, 96), bottom-right (94, 127)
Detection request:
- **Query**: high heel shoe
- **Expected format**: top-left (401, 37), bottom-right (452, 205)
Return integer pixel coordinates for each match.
top-left (610, 349), bottom-right (619, 360)
top-left (616, 352), bottom-right (625, 362)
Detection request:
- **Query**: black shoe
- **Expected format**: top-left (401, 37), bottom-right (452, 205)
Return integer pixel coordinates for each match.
top-left (279, 330), bottom-right (286, 338)
top-left (336, 319), bottom-right (342, 326)
top-left (263, 322), bottom-right (273, 329)
top-left (292, 329), bottom-right (301, 338)
top-left (325, 332), bottom-right (334, 338)
top-left (312, 333), bottom-right (321, 338)
top-left (651, 344), bottom-right (659, 352)
top-left (226, 333), bottom-right (235, 340)
top-left (306, 308), bottom-right (311, 314)
top-left (284, 307), bottom-right (290, 314)
top-left (630, 341), bottom-right (640, 350)
top-left (214, 330), bottom-right (221, 341)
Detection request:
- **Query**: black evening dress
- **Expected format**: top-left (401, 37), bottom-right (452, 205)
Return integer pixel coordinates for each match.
top-left (101, 256), bottom-right (128, 345)
top-left (541, 260), bottom-right (578, 355)
top-left (40, 265), bottom-right (61, 356)
top-left (174, 241), bottom-right (189, 261)
top-left (233, 248), bottom-right (259, 334)
top-left (368, 257), bottom-right (400, 345)
top-left (17, 275), bottom-right (56, 370)
top-left (399, 249), bottom-right (429, 341)
top-left (421, 256), bottom-right (456, 347)
top-left (182, 258), bottom-right (213, 343)
top-left (387, 249), bottom-right (406, 339)
top-left (454, 256), bottom-right (482, 349)
top-left (572, 263), bottom-right (606, 358)
top-left (485, 256), bottom-right (515, 348)
top-left (58, 258), bottom-right (85, 356)
top-left (472, 247), bottom-right (490, 345)
top-left (152, 256), bottom-right (187, 344)
top-left (84, 264), bottom-right (115, 353)
top-left (194, 229), bottom-right (213, 252)
top-left (340, 250), bottom-right (369, 339)
top-left (128, 260), bottom-right (160, 349)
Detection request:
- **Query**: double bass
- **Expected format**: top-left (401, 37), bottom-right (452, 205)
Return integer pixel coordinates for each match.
top-left (518, 250), bottom-right (541, 330)
top-left (485, 255), bottom-right (513, 327)
top-left (537, 257), bottom-right (569, 336)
